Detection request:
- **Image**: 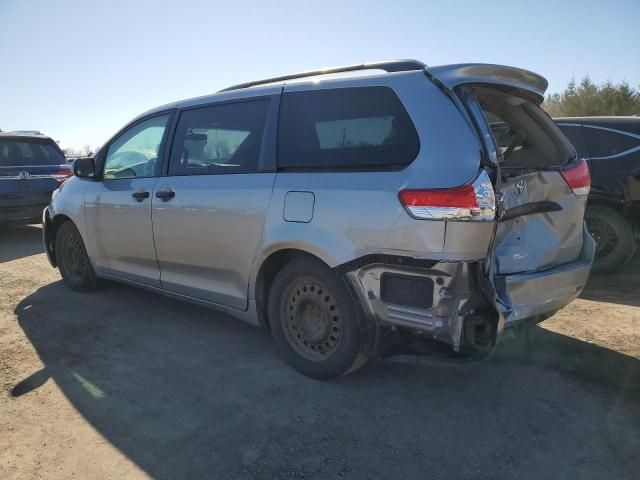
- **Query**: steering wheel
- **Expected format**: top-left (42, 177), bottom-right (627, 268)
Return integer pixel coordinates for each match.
top-left (109, 150), bottom-right (149, 166)
top-left (105, 151), bottom-right (150, 177)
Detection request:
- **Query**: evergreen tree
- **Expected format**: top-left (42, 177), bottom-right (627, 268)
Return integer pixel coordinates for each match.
top-left (543, 76), bottom-right (640, 116)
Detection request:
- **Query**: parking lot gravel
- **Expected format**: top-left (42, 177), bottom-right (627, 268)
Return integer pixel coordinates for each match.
top-left (1, 225), bottom-right (639, 479)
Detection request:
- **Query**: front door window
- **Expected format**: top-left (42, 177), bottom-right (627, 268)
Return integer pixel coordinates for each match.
top-left (103, 115), bottom-right (170, 179)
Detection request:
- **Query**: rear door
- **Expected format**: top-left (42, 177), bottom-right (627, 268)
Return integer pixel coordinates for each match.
top-left (151, 96), bottom-right (278, 310)
top-left (581, 122), bottom-right (640, 200)
top-left (467, 86), bottom-right (589, 275)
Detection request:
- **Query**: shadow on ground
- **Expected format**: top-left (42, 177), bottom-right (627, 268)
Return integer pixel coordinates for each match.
top-left (580, 254), bottom-right (640, 307)
top-left (0, 224), bottom-right (43, 263)
top-left (12, 280), bottom-right (640, 479)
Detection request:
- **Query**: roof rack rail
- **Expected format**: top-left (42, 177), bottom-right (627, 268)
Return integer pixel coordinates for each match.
top-left (219, 59), bottom-right (426, 92)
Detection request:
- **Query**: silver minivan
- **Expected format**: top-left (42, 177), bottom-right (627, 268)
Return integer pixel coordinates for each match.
top-left (43, 60), bottom-right (595, 378)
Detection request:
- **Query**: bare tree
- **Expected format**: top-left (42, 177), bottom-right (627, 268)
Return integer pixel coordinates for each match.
top-left (63, 147), bottom-right (82, 157)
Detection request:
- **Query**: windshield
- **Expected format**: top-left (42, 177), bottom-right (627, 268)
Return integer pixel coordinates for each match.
top-left (0, 139), bottom-right (65, 166)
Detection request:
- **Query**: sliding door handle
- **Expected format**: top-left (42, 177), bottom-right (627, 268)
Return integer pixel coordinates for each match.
top-left (155, 187), bottom-right (175, 202)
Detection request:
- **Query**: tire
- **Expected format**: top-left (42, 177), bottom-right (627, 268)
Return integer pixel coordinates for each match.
top-left (585, 205), bottom-right (636, 274)
top-left (55, 221), bottom-right (99, 291)
top-left (267, 257), bottom-right (368, 379)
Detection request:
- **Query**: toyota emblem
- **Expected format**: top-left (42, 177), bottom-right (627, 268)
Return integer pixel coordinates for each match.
top-left (514, 179), bottom-right (526, 196)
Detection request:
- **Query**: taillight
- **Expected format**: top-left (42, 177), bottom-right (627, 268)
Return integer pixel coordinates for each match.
top-left (399, 170), bottom-right (496, 221)
top-left (54, 168), bottom-right (73, 184)
top-left (560, 158), bottom-right (590, 195)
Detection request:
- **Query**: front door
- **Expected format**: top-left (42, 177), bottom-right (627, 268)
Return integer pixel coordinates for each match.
top-left (85, 113), bottom-right (172, 287)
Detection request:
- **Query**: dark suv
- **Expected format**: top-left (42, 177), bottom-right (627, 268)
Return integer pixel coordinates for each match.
top-left (0, 131), bottom-right (71, 225)
top-left (556, 117), bottom-right (640, 272)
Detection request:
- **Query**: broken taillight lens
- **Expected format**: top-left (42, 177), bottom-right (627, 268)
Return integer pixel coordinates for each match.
top-left (560, 158), bottom-right (590, 195)
top-left (399, 170), bottom-right (496, 221)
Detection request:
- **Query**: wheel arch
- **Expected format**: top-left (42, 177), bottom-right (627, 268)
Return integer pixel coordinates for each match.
top-left (44, 212), bottom-right (75, 267)
top-left (585, 202), bottom-right (637, 273)
top-left (253, 248), bottom-right (334, 330)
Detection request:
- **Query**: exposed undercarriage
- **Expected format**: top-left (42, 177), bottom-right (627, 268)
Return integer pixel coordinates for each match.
top-left (345, 258), bottom-right (500, 356)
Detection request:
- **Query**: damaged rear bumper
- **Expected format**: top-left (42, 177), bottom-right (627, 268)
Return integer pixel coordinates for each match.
top-left (345, 226), bottom-right (595, 351)
top-left (346, 260), bottom-right (483, 350)
top-left (495, 224), bottom-right (595, 328)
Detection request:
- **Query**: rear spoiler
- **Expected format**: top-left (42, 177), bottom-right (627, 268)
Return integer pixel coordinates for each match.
top-left (426, 64), bottom-right (548, 102)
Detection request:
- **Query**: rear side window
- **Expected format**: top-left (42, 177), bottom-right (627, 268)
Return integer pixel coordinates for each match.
top-left (169, 99), bottom-right (269, 175)
top-left (0, 140), bottom-right (65, 166)
top-left (277, 87), bottom-right (419, 170)
top-left (583, 126), bottom-right (640, 158)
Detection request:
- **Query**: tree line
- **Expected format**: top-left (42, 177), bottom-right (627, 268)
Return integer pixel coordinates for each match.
top-left (543, 76), bottom-right (640, 117)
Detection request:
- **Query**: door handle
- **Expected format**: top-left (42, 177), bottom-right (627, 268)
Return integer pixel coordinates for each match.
top-left (132, 190), bottom-right (150, 202)
top-left (155, 187), bottom-right (175, 202)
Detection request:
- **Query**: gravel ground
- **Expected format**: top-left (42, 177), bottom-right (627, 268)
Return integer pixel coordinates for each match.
top-left (1, 224), bottom-right (639, 479)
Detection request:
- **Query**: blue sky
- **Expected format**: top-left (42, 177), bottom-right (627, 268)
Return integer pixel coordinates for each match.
top-left (1, 0), bottom-right (639, 150)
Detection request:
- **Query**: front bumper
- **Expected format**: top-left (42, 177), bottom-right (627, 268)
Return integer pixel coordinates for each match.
top-left (42, 206), bottom-right (57, 267)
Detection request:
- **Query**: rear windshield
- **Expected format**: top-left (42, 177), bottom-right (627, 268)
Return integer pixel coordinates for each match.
top-left (0, 139), bottom-right (65, 166)
top-left (476, 88), bottom-right (575, 169)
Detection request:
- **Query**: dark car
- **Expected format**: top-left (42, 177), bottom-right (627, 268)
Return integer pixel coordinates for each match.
top-left (0, 131), bottom-right (72, 225)
top-left (555, 117), bottom-right (640, 273)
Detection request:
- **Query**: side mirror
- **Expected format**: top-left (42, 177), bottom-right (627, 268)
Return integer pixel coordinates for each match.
top-left (73, 157), bottom-right (96, 179)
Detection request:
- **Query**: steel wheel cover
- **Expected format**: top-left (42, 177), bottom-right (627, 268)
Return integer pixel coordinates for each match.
top-left (280, 278), bottom-right (343, 361)
top-left (61, 232), bottom-right (86, 282)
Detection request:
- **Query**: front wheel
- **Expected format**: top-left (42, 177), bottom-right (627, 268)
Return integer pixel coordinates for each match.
top-left (55, 221), bottom-right (99, 291)
top-left (267, 258), bottom-right (368, 379)
top-left (585, 205), bottom-right (636, 274)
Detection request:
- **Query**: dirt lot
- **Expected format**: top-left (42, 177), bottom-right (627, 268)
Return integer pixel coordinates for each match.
top-left (1, 225), bottom-right (639, 479)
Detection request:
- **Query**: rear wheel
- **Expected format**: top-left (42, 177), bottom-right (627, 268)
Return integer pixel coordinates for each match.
top-left (55, 221), bottom-right (99, 291)
top-left (267, 258), bottom-right (368, 379)
top-left (585, 205), bottom-right (636, 274)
